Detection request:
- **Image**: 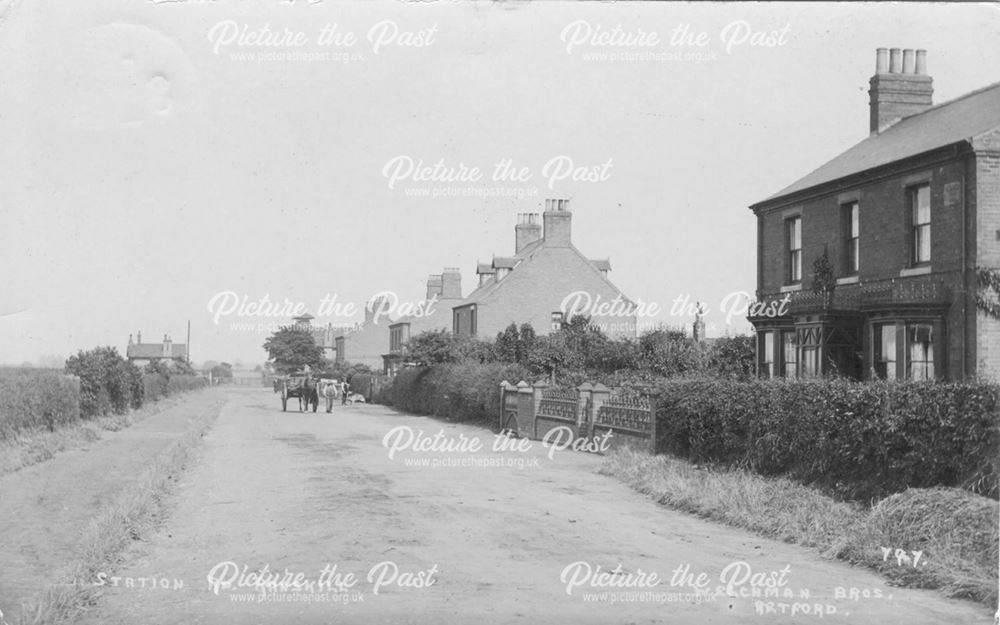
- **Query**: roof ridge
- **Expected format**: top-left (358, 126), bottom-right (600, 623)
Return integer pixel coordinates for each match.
top-left (755, 79), bottom-right (1000, 205)
top-left (897, 79), bottom-right (1000, 124)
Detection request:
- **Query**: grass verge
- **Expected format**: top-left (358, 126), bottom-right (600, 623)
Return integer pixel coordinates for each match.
top-left (14, 399), bottom-right (221, 625)
top-left (0, 393), bottom-right (199, 478)
top-left (599, 448), bottom-right (999, 608)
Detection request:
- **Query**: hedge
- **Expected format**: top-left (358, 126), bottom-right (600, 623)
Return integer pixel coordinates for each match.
top-left (144, 372), bottom-right (208, 403)
top-left (0, 351), bottom-right (208, 441)
top-left (653, 378), bottom-right (1000, 501)
top-left (0, 370), bottom-right (82, 440)
top-left (384, 363), bottom-right (531, 426)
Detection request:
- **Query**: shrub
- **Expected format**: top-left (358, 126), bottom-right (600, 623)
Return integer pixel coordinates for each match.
top-left (387, 362), bottom-right (531, 426)
top-left (654, 377), bottom-right (1000, 501)
top-left (349, 372), bottom-right (391, 401)
top-left (144, 373), bottom-right (206, 402)
top-left (0, 370), bottom-right (82, 440)
top-left (167, 375), bottom-right (207, 395)
top-left (64, 347), bottom-right (143, 418)
top-left (143, 373), bottom-right (168, 403)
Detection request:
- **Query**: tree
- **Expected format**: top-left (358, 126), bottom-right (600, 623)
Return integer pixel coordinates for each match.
top-left (636, 329), bottom-right (706, 377)
top-left (494, 324), bottom-right (520, 363)
top-left (812, 248), bottom-right (836, 294)
top-left (405, 330), bottom-right (493, 366)
top-left (211, 362), bottom-right (233, 381)
top-left (262, 327), bottom-right (325, 374)
top-left (172, 359), bottom-right (196, 376)
top-left (707, 335), bottom-right (756, 379)
top-left (144, 359), bottom-right (171, 379)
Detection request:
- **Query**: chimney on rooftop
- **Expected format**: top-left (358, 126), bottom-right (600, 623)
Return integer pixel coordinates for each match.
top-left (426, 274), bottom-right (443, 300)
top-left (441, 267), bottom-right (462, 299)
top-left (515, 213), bottom-right (542, 253)
top-left (868, 47), bottom-right (933, 135)
top-left (542, 199), bottom-right (572, 247)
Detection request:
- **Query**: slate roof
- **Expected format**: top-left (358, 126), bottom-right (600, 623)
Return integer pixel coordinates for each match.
top-left (492, 257), bottom-right (520, 269)
top-left (127, 344), bottom-right (187, 359)
top-left (455, 243), bottom-right (631, 308)
top-left (759, 81), bottom-right (1000, 204)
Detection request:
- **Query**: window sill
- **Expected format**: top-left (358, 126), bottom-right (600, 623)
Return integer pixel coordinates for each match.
top-left (780, 284), bottom-right (802, 293)
top-left (836, 275), bottom-right (859, 285)
top-left (899, 266), bottom-right (932, 277)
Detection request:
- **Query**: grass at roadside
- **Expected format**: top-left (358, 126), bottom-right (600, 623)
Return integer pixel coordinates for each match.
top-left (599, 448), bottom-right (999, 608)
top-left (0, 393), bottom-right (199, 477)
top-left (14, 400), bottom-right (221, 625)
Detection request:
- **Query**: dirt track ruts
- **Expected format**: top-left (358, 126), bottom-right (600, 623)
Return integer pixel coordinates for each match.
top-left (53, 388), bottom-right (991, 625)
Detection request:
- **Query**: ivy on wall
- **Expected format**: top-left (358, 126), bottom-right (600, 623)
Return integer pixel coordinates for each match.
top-left (975, 267), bottom-right (1000, 320)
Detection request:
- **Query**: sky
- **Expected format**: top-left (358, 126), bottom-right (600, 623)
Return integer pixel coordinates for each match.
top-left (2, 1), bottom-right (999, 367)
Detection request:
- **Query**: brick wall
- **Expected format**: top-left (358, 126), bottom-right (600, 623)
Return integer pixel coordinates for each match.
top-left (974, 131), bottom-right (1000, 380)
top-left (758, 158), bottom-right (967, 294)
top-left (475, 246), bottom-right (637, 340)
top-left (755, 152), bottom-right (975, 379)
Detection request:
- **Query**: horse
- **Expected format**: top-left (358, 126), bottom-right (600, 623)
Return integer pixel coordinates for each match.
top-left (298, 375), bottom-right (319, 412)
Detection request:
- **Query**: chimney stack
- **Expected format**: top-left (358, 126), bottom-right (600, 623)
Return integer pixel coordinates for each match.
top-left (515, 213), bottom-right (542, 253)
top-left (441, 267), bottom-right (462, 299)
top-left (137, 330), bottom-right (142, 344)
top-left (542, 198), bottom-right (572, 247)
top-left (426, 274), bottom-right (443, 300)
top-left (869, 47), bottom-right (933, 135)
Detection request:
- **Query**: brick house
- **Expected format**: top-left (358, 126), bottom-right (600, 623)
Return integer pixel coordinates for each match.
top-left (291, 313), bottom-right (338, 360)
top-left (126, 331), bottom-right (188, 367)
top-left (382, 268), bottom-right (464, 375)
top-left (749, 48), bottom-right (1000, 381)
top-left (452, 199), bottom-right (637, 340)
top-left (333, 296), bottom-right (394, 369)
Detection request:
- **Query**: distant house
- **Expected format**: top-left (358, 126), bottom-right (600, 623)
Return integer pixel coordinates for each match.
top-left (291, 313), bottom-right (337, 359)
top-left (333, 296), bottom-right (394, 369)
top-left (126, 331), bottom-right (187, 367)
top-left (452, 199), bottom-right (637, 339)
top-left (748, 48), bottom-right (1000, 381)
top-left (382, 268), bottom-right (464, 375)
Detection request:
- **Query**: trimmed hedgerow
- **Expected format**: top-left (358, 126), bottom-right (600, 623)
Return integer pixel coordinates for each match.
top-left (0, 370), bottom-right (82, 440)
top-left (385, 363), bottom-right (532, 426)
top-left (653, 377), bottom-right (1000, 501)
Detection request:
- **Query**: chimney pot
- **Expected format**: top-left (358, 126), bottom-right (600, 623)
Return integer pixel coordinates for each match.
top-left (875, 47), bottom-right (889, 73)
top-left (889, 48), bottom-right (902, 73)
top-left (869, 47), bottom-right (933, 135)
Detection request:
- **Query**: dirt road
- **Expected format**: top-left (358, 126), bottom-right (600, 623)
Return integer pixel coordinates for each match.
top-left (75, 388), bottom-right (993, 625)
top-left (0, 389), bottom-right (225, 618)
